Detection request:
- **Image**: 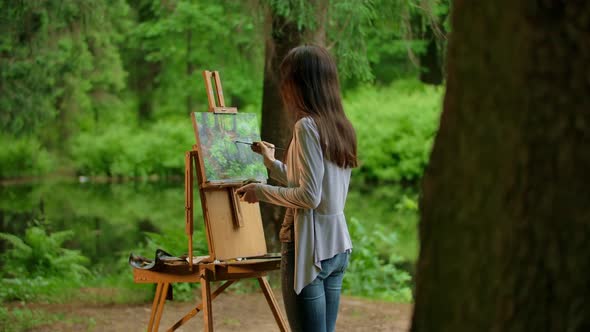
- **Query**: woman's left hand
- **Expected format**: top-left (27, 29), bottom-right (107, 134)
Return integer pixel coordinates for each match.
top-left (236, 183), bottom-right (259, 203)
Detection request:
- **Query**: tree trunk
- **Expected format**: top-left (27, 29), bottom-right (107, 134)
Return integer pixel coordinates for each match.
top-left (412, 1), bottom-right (590, 331)
top-left (418, 25), bottom-right (443, 85)
top-left (260, 11), bottom-right (300, 251)
top-left (260, 2), bottom-right (327, 251)
top-left (136, 61), bottom-right (160, 121)
top-left (128, 0), bottom-right (160, 122)
top-left (186, 28), bottom-right (195, 115)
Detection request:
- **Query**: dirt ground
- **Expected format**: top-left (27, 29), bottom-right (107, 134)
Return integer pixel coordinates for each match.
top-left (24, 293), bottom-right (411, 332)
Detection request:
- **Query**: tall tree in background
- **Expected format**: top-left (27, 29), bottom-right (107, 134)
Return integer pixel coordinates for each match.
top-left (417, 0), bottom-right (449, 85)
top-left (412, 1), bottom-right (590, 331)
top-left (259, 1), bottom-right (318, 247)
top-left (125, 0), bottom-right (161, 121)
top-left (259, 0), bottom-right (375, 248)
top-left (126, 1), bottom-right (262, 118)
top-left (0, 0), bottom-right (128, 141)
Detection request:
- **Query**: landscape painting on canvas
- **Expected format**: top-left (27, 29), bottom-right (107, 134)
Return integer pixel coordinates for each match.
top-left (192, 112), bottom-right (267, 183)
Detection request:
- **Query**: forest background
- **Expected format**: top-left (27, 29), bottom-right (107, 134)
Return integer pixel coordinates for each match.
top-left (0, 0), bottom-right (448, 329)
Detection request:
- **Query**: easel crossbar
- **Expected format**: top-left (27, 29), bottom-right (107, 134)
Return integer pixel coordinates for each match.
top-left (168, 280), bottom-right (236, 332)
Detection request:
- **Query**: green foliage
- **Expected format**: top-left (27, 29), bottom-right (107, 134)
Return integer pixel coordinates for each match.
top-left (0, 135), bottom-right (56, 178)
top-left (344, 217), bottom-right (412, 302)
top-left (0, 224), bottom-right (90, 301)
top-left (345, 185), bottom-right (419, 262)
top-left (0, 306), bottom-right (61, 332)
top-left (126, 0), bottom-right (263, 117)
top-left (71, 119), bottom-right (193, 176)
top-left (0, 226), bottom-right (89, 279)
top-left (66, 79), bottom-right (442, 181)
top-left (329, 0), bottom-right (376, 81)
top-left (0, 180), bottom-right (192, 271)
top-left (268, 0), bottom-right (379, 81)
top-left (1, 0), bottom-right (447, 181)
top-left (0, 0), bottom-right (449, 306)
top-left (0, 0), bottom-right (130, 136)
top-left (0, 277), bottom-right (76, 303)
top-left (345, 80), bottom-right (443, 182)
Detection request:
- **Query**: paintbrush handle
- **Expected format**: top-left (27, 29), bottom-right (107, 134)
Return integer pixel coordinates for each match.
top-left (235, 141), bottom-right (285, 151)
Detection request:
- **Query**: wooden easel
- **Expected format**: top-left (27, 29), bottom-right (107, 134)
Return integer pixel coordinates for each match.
top-left (132, 71), bottom-right (289, 332)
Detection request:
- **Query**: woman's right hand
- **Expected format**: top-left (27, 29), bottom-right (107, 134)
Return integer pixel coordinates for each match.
top-left (251, 141), bottom-right (276, 163)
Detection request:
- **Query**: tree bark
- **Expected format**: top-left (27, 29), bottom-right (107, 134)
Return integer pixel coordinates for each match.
top-left (418, 25), bottom-right (443, 85)
top-left (186, 28), bottom-right (195, 115)
top-left (260, 2), bottom-right (328, 251)
top-left (127, 0), bottom-right (160, 122)
top-left (260, 10), bottom-right (300, 251)
top-left (412, 1), bottom-right (590, 331)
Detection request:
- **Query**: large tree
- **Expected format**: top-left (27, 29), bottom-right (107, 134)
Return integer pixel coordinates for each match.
top-left (258, 3), bottom-right (303, 249)
top-left (259, 0), bottom-right (379, 248)
top-left (259, 0), bottom-right (331, 248)
top-left (0, 0), bottom-right (128, 140)
top-left (412, 1), bottom-right (590, 331)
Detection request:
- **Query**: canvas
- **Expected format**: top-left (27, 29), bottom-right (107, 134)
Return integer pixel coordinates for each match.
top-left (193, 112), bottom-right (267, 183)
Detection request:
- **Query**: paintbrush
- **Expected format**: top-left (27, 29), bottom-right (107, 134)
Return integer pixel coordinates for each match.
top-left (234, 140), bottom-right (285, 151)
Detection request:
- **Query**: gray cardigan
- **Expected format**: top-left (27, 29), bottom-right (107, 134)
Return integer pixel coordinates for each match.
top-left (255, 117), bottom-right (353, 294)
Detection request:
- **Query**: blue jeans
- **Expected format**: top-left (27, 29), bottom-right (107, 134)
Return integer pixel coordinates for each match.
top-left (281, 242), bottom-right (350, 332)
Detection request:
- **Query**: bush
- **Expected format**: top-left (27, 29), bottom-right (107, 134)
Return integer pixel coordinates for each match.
top-left (343, 217), bottom-right (413, 302)
top-left (0, 226), bottom-right (89, 279)
top-left (0, 224), bottom-right (90, 302)
top-left (0, 135), bottom-right (56, 178)
top-left (0, 306), bottom-right (61, 332)
top-left (70, 119), bottom-right (194, 177)
top-left (345, 79), bottom-right (443, 182)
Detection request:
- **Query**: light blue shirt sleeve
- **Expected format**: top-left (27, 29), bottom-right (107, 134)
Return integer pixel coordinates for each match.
top-left (265, 159), bottom-right (288, 186)
top-left (255, 119), bottom-right (324, 209)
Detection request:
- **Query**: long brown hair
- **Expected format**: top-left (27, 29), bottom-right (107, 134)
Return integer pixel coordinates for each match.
top-left (279, 45), bottom-right (358, 168)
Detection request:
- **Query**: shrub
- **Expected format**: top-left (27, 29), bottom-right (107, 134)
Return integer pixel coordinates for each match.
top-left (70, 119), bottom-right (194, 176)
top-left (0, 226), bottom-right (89, 279)
top-left (345, 79), bottom-right (443, 182)
top-left (0, 306), bottom-right (61, 332)
top-left (0, 224), bottom-right (90, 301)
top-left (343, 217), bottom-right (413, 302)
top-left (0, 135), bottom-right (55, 178)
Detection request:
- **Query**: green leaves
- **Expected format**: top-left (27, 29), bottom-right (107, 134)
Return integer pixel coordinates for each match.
top-left (344, 217), bottom-right (413, 302)
top-left (0, 226), bottom-right (89, 279)
top-left (0, 233), bottom-right (32, 257)
top-left (126, 0), bottom-right (263, 117)
top-left (0, 0), bottom-right (131, 136)
top-left (70, 119), bottom-right (193, 176)
top-left (345, 79), bottom-right (443, 182)
top-left (0, 135), bottom-right (56, 178)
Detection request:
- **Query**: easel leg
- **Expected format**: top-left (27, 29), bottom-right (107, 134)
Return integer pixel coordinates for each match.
top-left (168, 280), bottom-right (236, 332)
top-left (258, 277), bottom-right (289, 332)
top-left (148, 283), bottom-right (164, 332)
top-left (152, 282), bottom-right (169, 332)
top-left (201, 275), bottom-right (213, 332)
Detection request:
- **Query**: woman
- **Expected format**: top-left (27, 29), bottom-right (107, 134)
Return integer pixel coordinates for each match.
top-left (237, 45), bottom-right (357, 332)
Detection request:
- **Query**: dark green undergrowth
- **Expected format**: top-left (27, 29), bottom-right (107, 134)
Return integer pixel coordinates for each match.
top-left (0, 306), bottom-right (66, 332)
top-left (344, 216), bottom-right (412, 302)
top-left (0, 201), bottom-right (415, 305)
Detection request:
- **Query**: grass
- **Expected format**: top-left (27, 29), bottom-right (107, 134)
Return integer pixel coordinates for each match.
top-left (0, 306), bottom-right (64, 332)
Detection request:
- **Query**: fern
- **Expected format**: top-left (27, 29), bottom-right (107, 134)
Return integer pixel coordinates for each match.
top-left (0, 226), bottom-right (89, 279)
